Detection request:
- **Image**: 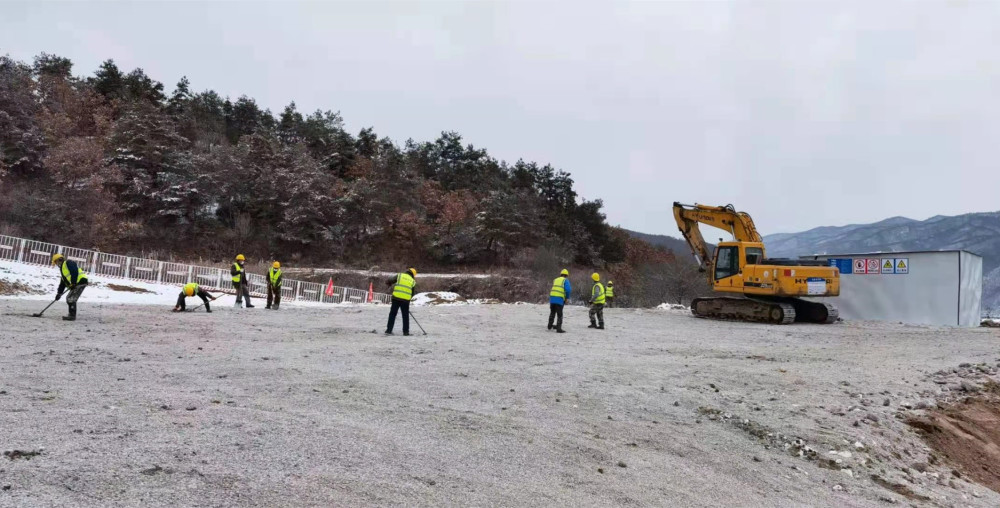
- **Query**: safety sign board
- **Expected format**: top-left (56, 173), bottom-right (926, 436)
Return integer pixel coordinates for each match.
top-left (894, 258), bottom-right (908, 274)
top-left (829, 258), bottom-right (853, 274)
top-left (882, 259), bottom-right (895, 274)
top-left (853, 259), bottom-right (866, 274)
top-left (866, 258), bottom-right (881, 275)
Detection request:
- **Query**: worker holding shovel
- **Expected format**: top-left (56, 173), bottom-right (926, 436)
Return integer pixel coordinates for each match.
top-left (173, 282), bottom-right (218, 313)
top-left (51, 253), bottom-right (88, 321)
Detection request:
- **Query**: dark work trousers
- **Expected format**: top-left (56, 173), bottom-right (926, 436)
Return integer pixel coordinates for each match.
top-left (548, 303), bottom-right (564, 330)
top-left (267, 284), bottom-right (281, 309)
top-left (386, 298), bottom-right (410, 335)
top-left (176, 291), bottom-right (211, 311)
top-left (65, 282), bottom-right (87, 318)
top-left (233, 281), bottom-right (251, 306)
top-left (606, 297), bottom-right (614, 308)
top-left (589, 303), bottom-right (605, 326)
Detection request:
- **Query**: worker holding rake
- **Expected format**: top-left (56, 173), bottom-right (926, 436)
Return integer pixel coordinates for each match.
top-left (52, 253), bottom-right (88, 321)
top-left (173, 282), bottom-right (217, 313)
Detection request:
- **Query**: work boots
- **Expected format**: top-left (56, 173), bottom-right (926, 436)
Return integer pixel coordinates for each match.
top-left (556, 328), bottom-right (566, 333)
top-left (598, 323), bottom-right (605, 330)
top-left (205, 302), bottom-right (212, 313)
top-left (588, 323), bottom-right (597, 329)
top-left (63, 304), bottom-right (77, 321)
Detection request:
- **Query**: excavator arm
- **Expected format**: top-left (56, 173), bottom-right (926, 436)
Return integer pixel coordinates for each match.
top-left (672, 202), bottom-right (762, 271)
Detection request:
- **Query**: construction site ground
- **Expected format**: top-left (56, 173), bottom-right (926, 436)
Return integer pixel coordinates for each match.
top-left (2, 299), bottom-right (999, 507)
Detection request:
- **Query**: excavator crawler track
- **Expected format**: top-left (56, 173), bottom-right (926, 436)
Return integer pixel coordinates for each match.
top-left (690, 297), bottom-right (795, 325)
top-left (690, 297), bottom-right (838, 325)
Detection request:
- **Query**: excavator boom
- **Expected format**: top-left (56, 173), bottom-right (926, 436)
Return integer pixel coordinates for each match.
top-left (671, 202), bottom-right (840, 325)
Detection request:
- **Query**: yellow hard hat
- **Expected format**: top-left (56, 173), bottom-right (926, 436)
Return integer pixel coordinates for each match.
top-left (560, 269), bottom-right (569, 276)
top-left (591, 272), bottom-right (600, 281)
top-left (236, 254), bottom-right (246, 261)
top-left (51, 253), bottom-right (65, 265)
top-left (184, 286), bottom-right (195, 296)
top-left (608, 280), bottom-right (614, 285)
top-left (408, 267), bottom-right (417, 277)
top-left (272, 261), bottom-right (280, 269)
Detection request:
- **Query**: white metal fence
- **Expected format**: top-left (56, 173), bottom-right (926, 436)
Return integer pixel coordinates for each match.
top-left (0, 235), bottom-right (391, 305)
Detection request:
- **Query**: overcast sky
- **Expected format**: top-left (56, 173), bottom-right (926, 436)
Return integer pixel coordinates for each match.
top-left (3, 1), bottom-right (999, 237)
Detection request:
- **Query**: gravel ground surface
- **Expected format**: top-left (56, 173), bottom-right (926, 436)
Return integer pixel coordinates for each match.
top-left (2, 300), bottom-right (999, 507)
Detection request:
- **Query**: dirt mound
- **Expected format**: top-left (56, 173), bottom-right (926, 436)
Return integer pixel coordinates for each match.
top-left (105, 283), bottom-right (154, 294)
top-left (907, 394), bottom-right (1000, 494)
top-left (0, 280), bottom-right (44, 296)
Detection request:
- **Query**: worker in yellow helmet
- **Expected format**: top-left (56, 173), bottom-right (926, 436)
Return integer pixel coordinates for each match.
top-left (266, 261), bottom-right (283, 310)
top-left (51, 253), bottom-right (88, 321)
top-left (231, 254), bottom-right (254, 308)
top-left (606, 280), bottom-right (616, 308)
top-left (385, 267), bottom-right (417, 336)
top-left (173, 282), bottom-right (218, 313)
top-left (548, 268), bottom-right (571, 333)
top-left (588, 272), bottom-right (606, 330)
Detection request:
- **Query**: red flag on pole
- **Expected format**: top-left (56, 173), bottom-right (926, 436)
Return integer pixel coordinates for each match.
top-left (367, 281), bottom-right (374, 303)
top-left (325, 278), bottom-right (334, 297)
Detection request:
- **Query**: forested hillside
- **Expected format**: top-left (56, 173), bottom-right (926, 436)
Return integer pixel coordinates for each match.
top-left (0, 53), bottom-right (704, 305)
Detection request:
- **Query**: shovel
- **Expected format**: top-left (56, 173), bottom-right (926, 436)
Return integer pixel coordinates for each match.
top-left (32, 298), bottom-right (59, 318)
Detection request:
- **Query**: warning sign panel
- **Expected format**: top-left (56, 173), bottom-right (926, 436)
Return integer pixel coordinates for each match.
top-left (853, 259), bottom-right (866, 274)
top-left (866, 258), bottom-right (881, 274)
top-left (882, 258), bottom-right (895, 274)
top-left (895, 258), bottom-right (908, 274)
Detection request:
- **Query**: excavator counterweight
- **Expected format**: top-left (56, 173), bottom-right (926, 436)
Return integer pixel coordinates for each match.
top-left (673, 202), bottom-right (840, 324)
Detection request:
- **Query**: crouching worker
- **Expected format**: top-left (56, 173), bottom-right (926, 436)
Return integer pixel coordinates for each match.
top-left (52, 253), bottom-right (88, 321)
top-left (173, 282), bottom-right (217, 313)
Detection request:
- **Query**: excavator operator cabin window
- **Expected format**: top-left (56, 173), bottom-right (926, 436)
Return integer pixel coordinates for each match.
top-left (746, 247), bottom-right (763, 265)
top-left (714, 246), bottom-right (739, 280)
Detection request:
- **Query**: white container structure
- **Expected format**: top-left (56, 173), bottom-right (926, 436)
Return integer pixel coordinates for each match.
top-left (800, 250), bottom-right (982, 327)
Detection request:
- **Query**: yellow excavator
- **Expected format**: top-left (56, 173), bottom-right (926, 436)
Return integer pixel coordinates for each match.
top-left (673, 202), bottom-right (840, 324)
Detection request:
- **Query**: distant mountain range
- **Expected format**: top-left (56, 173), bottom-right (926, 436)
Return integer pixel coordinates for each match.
top-left (763, 211), bottom-right (1000, 312)
top-left (629, 210), bottom-right (1000, 311)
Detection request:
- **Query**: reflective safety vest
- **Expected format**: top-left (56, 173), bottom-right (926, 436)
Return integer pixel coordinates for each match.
top-left (393, 272), bottom-right (416, 301)
top-left (606, 284), bottom-right (615, 298)
top-left (550, 276), bottom-right (567, 300)
top-left (591, 282), bottom-right (606, 305)
top-left (268, 268), bottom-right (282, 287)
top-left (183, 282), bottom-right (199, 296)
top-left (61, 261), bottom-right (88, 286)
top-left (232, 262), bottom-right (243, 283)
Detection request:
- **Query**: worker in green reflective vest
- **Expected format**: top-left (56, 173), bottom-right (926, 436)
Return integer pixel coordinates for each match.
top-left (266, 261), bottom-right (282, 310)
top-left (231, 254), bottom-right (254, 308)
top-left (173, 282), bottom-right (217, 313)
top-left (588, 272), bottom-right (606, 330)
top-left (606, 280), bottom-right (616, 308)
top-left (548, 268), bottom-right (571, 333)
top-left (385, 268), bottom-right (416, 336)
top-left (52, 253), bottom-right (88, 321)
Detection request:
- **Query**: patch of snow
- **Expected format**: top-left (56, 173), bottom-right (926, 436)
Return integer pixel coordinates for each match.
top-left (656, 303), bottom-right (690, 311)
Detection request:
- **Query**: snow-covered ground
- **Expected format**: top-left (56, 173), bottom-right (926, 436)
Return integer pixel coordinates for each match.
top-left (0, 260), bottom-right (493, 310)
top-left (0, 260), bottom-right (372, 308)
top-left (0, 260), bottom-right (177, 305)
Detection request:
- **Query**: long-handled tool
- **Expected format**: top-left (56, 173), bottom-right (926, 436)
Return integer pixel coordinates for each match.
top-left (188, 295), bottom-right (219, 313)
top-left (32, 298), bottom-right (59, 318)
top-left (409, 310), bottom-right (428, 336)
